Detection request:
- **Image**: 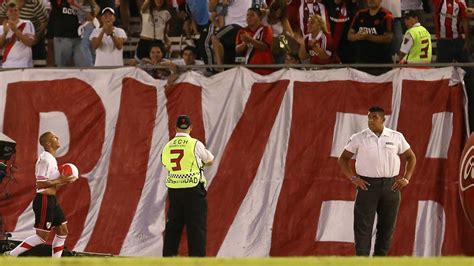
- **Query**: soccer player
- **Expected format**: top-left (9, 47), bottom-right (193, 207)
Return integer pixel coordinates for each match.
top-left (5, 132), bottom-right (74, 257)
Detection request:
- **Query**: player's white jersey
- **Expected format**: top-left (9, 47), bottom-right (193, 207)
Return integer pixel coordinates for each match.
top-left (35, 151), bottom-right (60, 193)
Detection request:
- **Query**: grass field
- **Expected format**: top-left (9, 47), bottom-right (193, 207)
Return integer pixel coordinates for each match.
top-left (1, 257), bottom-right (474, 266)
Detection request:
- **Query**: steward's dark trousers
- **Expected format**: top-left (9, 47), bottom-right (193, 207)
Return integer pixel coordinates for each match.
top-left (354, 177), bottom-right (400, 256)
top-left (163, 183), bottom-right (207, 257)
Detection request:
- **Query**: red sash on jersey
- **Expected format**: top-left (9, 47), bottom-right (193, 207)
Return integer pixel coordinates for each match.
top-left (299, 2), bottom-right (328, 34)
top-left (2, 22), bottom-right (27, 64)
top-left (245, 26), bottom-right (265, 64)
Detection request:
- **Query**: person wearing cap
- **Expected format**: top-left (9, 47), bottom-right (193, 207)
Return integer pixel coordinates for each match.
top-left (89, 7), bottom-right (127, 66)
top-left (397, 10), bottom-right (431, 64)
top-left (338, 106), bottom-right (416, 256)
top-left (0, 0), bottom-right (35, 68)
top-left (161, 115), bottom-right (214, 257)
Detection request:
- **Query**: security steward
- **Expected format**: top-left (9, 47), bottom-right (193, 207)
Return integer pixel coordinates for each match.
top-left (161, 114), bottom-right (214, 257)
top-left (397, 10), bottom-right (432, 64)
top-left (338, 106), bottom-right (416, 256)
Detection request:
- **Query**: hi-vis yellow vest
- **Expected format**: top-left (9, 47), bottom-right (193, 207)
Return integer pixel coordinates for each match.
top-left (162, 136), bottom-right (201, 189)
top-left (405, 25), bottom-right (432, 63)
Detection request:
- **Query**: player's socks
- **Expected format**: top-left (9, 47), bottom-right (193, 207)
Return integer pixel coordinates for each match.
top-left (52, 234), bottom-right (67, 258)
top-left (9, 234), bottom-right (46, 256)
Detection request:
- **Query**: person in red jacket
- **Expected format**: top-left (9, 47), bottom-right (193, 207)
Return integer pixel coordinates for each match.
top-left (235, 7), bottom-right (274, 75)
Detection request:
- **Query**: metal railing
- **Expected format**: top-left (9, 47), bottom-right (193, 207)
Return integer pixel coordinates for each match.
top-left (1, 62), bottom-right (474, 71)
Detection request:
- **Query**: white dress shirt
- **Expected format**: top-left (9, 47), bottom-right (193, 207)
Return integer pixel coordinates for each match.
top-left (343, 127), bottom-right (410, 178)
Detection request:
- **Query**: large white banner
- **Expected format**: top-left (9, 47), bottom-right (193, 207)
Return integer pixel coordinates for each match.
top-left (0, 67), bottom-right (472, 256)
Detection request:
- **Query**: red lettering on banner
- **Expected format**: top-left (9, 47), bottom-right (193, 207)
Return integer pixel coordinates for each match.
top-left (393, 79), bottom-right (468, 255)
top-left (165, 82), bottom-right (205, 255)
top-left (1, 79), bottom-right (105, 248)
top-left (206, 80), bottom-right (289, 256)
top-left (85, 78), bottom-right (157, 254)
top-left (271, 81), bottom-right (392, 256)
top-left (165, 83), bottom-right (206, 143)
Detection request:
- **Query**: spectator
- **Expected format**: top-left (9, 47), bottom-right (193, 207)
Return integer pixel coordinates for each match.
top-left (348, 0), bottom-right (393, 71)
top-left (168, 46), bottom-right (206, 83)
top-left (90, 7), bottom-right (127, 66)
top-left (286, 0), bottom-right (301, 33)
top-left (68, 0), bottom-right (100, 66)
top-left (296, 14), bottom-right (338, 65)
top-left (0, 0), bottom-right (48, 61)
top-left (208, 0), bottom-right (252, 69)
top-left (171, 45), bottom-right (205, 74)
top-left (208, 0), bottom-right (224, 29)
top-left (433, 0), bottom-right (471, 63)
top-left (284, 51), bottom-right (301, 64)
top-left (0, 0), bottom-right (35, 68)
top-left (50, 0), bottom-right (87, 67)
top-left (180, 0), bottom-right (209, 41)
top-left (235, 7), bottom-right (273, 75)
top-left (263, 0), bottom-right (295, 63)
top-left (397, 10), bottom-right (431, 64)
top-left (139, 43), bottom-right (174, 79)
top-left (135, 0), bottom-right (171, 63)
top-left (323, 0), bottom-right (358, 63)
top-left (299, 0), bottom-right (330, 35)
top-left (380, 0), bottom-right (402, 62)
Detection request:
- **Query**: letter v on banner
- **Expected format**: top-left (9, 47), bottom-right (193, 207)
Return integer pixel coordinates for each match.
top-left (271, 79), bottom-right (393, 255)
top-left (206, 80), bottom-right (289, 256)
top-left (85, 78), bottom-right (157, 254)
top-left (1, 79), bottom-right (106, 250)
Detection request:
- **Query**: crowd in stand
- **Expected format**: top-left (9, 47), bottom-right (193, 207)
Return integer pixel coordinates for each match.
top-left (0, 0), bottom-right (473, 74)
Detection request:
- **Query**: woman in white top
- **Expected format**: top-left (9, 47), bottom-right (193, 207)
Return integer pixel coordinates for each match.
top-left (135, 0), bottom-right (171, 63)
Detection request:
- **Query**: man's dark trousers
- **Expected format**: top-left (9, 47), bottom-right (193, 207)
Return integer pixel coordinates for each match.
top-left (163, 183), bottom-right (207, 257)
top-left (354, 177), bottom-right (400, 256)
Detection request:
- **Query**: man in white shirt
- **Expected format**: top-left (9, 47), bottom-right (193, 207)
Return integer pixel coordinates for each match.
top-left (168, 46), bottom-right (206, 84)
top-left (90, 7), bottom-right (127, 66)
top-left (0, 0), bottom-right (35, 68)
top-left (5, 132), bottom-right (74, 257)
top-left (338, 106), bottom-right (416, 256)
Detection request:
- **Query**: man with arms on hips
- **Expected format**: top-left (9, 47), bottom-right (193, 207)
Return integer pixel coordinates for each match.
top-left (338, 106), bottom-right (416, 256)
top-left (90, 7), bottom-right (127, 66)
top-left (0, 0), bottom-right (35, 68)
top-left (5, 132), bottom-right (74, 257)
top-left (161, 115), bottom-right (214, 257)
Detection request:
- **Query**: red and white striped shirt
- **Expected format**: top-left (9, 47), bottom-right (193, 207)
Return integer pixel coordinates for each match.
top-left (433, 0), bottom-right (468, 39)
top-left (299, 0), bottom-right (330, 35)
top-left (304, 31), bottom-right (335, 65)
